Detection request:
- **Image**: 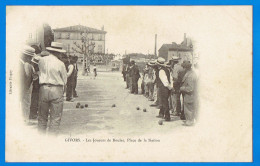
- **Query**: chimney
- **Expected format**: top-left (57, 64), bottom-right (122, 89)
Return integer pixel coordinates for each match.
top-left (184, 33), bottom-right (187, 46)
top-left (154, 34), bottom-right (157, 56)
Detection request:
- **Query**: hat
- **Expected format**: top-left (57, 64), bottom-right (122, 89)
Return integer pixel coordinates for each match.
top-left (171, 56), bottom-right (181, 61)
top-left (31, 55), bottom-right (41, 64)
top-left (22, 45), bottom-right (36, 57)
top-left (148, 59), bottom-right (156, 66)
top-left (40, 51), bottom-right (50, 57)
top-left (46, 42), bottom-right (66, 53)
top-left (181, 60), bottom-right (192, 68)
top-left (156, 57), bottom-right (166, 66)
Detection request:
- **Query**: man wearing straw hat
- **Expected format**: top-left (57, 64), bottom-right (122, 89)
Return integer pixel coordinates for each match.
top-left (19, 45), bottom-right (35, 121)
top-left (147, 59), bottom-right (157, 101)
top-left (156, 57), bottom-right (173, 121)
top-left (38, 42), bottom-right (67, 134)
top-left (29, 48), bottom-right (42, 123)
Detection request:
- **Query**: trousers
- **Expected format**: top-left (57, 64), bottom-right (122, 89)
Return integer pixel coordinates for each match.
top-left (131, 78), bottom-right (139, 94)
top-left (126, 74), bottom-right (130, 88)
top-left (29, 80), bottom-right (40, 119)
top-left (38, 85), bottom-right (64, 134)
top-left (72, 72), bottom-right (78, 97)
top-left (158, 87), bottom-right (170, 118)
top-left (66, 77), bottom-right (73, 100)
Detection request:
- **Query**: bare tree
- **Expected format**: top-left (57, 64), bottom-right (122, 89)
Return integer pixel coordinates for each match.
top-left (72, 31), bottom-right (95, 75)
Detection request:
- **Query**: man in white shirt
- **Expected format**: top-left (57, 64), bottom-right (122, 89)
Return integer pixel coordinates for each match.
top-left (38, 42), bottom-right (67, 134)
top-left (156, 57), bottom-right (173, 121)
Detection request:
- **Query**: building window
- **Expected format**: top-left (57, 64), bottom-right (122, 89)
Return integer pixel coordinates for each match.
top-left (98, 45), bottom-right (102, 53)
top-left (56, 33), bottom-right (61, 39)
top-left (98, 34), bottom-right (102, 41)
top-left (29, 33), bottom-right (32, 39)
top-left (67, 33), bottom-right (70, 39)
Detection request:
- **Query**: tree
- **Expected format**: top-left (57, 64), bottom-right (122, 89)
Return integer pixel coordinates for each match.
top-left (72, 31), bottom-right (95, 75)
top-left (43, 23), bottom-right (54, 48)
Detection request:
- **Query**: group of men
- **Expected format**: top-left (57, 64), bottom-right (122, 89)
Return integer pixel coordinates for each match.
top-left (19, 42), bottom-right (78, 134)
top-left (123, 56), bottom-right (198, 126)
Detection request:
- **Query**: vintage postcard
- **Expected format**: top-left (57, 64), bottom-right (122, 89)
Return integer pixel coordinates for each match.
top-left (5, 6), bottom-right (252, 162)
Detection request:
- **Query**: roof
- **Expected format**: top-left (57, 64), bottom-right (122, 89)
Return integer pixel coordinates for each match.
top-left (159, 42), bottom-right (193, 52)
top-left (158, 42), bottom-right (178, 51)
top-left (53, 25), bottom-right (107, 34)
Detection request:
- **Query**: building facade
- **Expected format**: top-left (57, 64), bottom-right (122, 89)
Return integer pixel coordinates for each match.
top-left (158, 33), bottom-right (193, 62)
top-left (53, 25), bottom-right (106, 57)
top-left (26, 24), bottom-right (45, 50)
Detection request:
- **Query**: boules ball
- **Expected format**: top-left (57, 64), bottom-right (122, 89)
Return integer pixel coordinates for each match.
top-left (158, 120), bottom-right (163, 125)
top-left (112, 104), bottom-right (116, 107)
top-left (80, 105), bottom-right (84, 109)
top-left (76, 105), bottom-right (80, 108)
top-left (85, 104), bottom-right (88, 107)
top-left (76, 102), bottom-right (80, 106)
top-left (136, 107), bottom-right (140, 110)
top-left (143, 108), bottom-right (147, 112)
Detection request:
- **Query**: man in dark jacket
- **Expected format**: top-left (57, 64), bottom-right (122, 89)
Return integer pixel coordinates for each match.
top-left (71, 56), bottom-right (78, 98)
top-left (29, 45), bottom-right (42, 122)
top-left (129, 60), bottom-right (140, 94)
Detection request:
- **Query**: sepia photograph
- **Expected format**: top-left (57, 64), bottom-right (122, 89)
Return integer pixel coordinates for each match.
top-left (5, 6), bottom-right (252, 162)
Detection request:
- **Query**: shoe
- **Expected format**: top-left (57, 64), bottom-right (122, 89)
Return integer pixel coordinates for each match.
top-left (180, 113), bottom-right (186, 120)
top-left (148, 99), bottom-right (154, 101)
top-left (164, 117), bottom-right (171, 121)
top-left (156, 115), bottom-right (164, 118)
top-left (172, 112), bottom-right (179, 116)
top-left (66, 98), bottom-right (75, 102)
top-left (150, 104), bottom-right (157, 107)
top-left (28, 118), bottom-right (38, 125)
top-left (184, 120), bottom-right (194, 126)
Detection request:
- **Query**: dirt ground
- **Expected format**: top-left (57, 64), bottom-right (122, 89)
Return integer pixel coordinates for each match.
top-left (59, 70), bottom-right (186, 136)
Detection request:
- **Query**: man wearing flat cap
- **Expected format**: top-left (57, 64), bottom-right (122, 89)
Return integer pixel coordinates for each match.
top-left (180, 60), bottom-right (198, 126)
top-left (156, 57), bottom-right (173, 121)
top-left (38, 42), bottom-right (67, 134)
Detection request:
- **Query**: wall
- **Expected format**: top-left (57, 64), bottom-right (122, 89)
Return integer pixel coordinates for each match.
top-left (168, 50), bottom-right (192, 62)
top-left (54, 32), bottom-right (105, 54)
top-left (158, 48), bottom-right (168, 61)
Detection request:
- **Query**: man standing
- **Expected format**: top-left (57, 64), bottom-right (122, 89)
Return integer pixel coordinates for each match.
top-left (129, 60), bottom-right (140, 94)
top-left (72, 56), bottom-right (78, 98)
top-left (125, 63), bottom-right (130, 89)
top-left (29, 50), bottom-right (42, 122)
top-left (147, 60), bottom-right (156, 101)
top-left (19, 46), bottom-right (35, 122)
top-left (169, 56), bottom-right (183, 116)
top-left (66, 56), bottom-right (76, 102)
top-left (180, 60), bottom-right (198, 126)
top-left (38, 42), bottom-right (67, 134)
top-left (150, 62), bottom-right (160, 107)
top-left (156, 57), bottom-right (173, 121)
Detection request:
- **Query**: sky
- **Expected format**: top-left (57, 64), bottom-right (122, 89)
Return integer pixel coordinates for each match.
top-left (7, 6), bottom-right (251, 56)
